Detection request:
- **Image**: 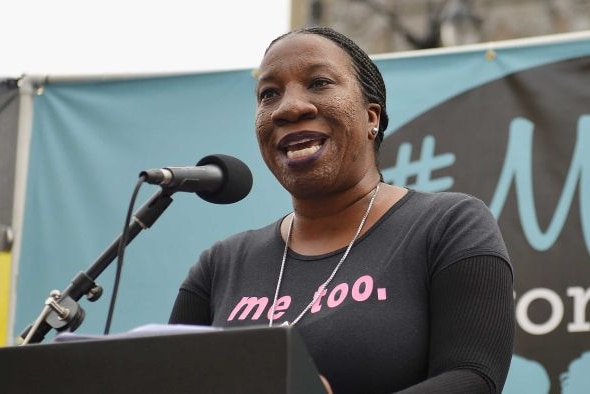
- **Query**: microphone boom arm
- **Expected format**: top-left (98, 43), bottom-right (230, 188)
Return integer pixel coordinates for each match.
top-left (18, 188), bottom-right (174, 344)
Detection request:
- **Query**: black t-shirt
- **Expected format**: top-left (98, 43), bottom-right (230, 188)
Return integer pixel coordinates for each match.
top-left (171, 190), bottom-right (514, 393)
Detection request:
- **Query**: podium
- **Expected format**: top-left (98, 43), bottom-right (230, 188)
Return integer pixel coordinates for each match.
top-left (0, 325), bottom-right (326, 394)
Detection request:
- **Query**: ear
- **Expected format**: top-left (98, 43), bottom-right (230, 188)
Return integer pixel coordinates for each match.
top-left (367, 103), bottom-right (381, 140)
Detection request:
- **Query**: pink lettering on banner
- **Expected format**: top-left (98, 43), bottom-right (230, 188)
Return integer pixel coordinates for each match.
top-left (226, 275), bottom-right (388, 322)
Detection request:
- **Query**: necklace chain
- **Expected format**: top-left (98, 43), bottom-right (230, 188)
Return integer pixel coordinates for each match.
top-left (268, 183), bottom-right (381, 327)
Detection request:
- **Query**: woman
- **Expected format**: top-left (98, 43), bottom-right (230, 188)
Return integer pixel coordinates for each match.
top-left (170, 27), bottom-right (514, 393)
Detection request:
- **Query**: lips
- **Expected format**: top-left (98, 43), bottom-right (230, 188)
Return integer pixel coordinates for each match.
top-left (278, 132), bottom-right (326, 160)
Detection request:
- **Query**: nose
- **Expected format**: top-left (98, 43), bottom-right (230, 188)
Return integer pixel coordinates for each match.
top-left (270, 86), bottom-right (317, 125)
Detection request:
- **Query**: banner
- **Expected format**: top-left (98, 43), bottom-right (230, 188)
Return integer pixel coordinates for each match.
top-left (15, 71), bottom-right (285, 339)
top-left (378, 35), bottom-right (590, 394)
top-left (12, 32), bottom-right (590, 392)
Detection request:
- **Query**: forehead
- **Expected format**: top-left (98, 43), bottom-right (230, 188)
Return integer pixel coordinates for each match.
top-left (258, 33), bottom-right (355, 78)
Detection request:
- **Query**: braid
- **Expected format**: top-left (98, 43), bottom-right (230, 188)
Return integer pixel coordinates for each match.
top-left (265, 27), bottom-right (389, 153)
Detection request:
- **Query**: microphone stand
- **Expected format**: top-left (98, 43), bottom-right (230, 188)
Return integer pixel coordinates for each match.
top-left (18, 188), bottom-right (174, 344)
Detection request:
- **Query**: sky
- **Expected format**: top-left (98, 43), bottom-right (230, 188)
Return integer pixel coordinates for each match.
top-left (0, 0), bottom-right (291, 77)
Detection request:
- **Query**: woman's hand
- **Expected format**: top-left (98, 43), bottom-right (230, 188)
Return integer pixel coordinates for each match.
top-left (320, 375), bottom-right (333, 394)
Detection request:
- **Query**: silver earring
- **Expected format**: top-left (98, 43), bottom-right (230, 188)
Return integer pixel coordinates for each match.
top-left (371, 127), bottom-right (379, 136)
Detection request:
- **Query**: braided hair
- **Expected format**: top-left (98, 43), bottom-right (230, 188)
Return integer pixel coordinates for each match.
top-left (265, 27), bottom-right (389, 154)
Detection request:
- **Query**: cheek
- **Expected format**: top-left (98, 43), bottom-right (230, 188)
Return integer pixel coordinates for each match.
top-left (324, 97), bottom-right (361, 134)
top-left (255, 109), bottom-right (271, 143)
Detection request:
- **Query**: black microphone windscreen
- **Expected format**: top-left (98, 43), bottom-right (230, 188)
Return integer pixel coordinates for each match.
top-left (195, 154), bottom-right (253, 204)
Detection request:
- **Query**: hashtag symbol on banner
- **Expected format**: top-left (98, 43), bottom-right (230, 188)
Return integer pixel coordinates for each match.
top-left (383, 135), bottom-right (455, 192)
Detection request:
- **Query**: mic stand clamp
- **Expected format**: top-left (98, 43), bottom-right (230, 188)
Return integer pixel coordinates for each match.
top-left (19, 273), bottom-right (104, 344)
top-left (44, 290), bottom-right (85, 332)
top-left (44, 270), bottom-right (104, 333)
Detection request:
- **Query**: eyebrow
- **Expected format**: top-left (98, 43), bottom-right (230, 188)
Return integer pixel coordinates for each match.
top-left (256, 62), bottom-right (336, 84)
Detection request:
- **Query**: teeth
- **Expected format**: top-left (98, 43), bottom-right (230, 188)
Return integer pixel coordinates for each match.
top-left (286, 144), bottom-right (321, 159)
top-left (287, 138), bottom-right (314, 146)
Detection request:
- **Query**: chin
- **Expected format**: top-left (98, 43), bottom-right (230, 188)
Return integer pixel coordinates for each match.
top-left (280, 173), bottom-right (335, 199)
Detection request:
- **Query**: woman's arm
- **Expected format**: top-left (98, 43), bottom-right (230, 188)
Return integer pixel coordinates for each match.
top-left (169, 288), bottom-right (212, 325)
top-left (398, 255), bottom-right (515, 393)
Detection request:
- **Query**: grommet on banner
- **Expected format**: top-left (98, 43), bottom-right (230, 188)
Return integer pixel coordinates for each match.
top-left (485, 49), bottom-right (497, 61)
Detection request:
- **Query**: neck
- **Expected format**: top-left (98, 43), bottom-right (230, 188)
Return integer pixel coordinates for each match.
top-left (286, 180), bottom-right (382, 255)
top-left (292, 172), bottom-right (381, 216)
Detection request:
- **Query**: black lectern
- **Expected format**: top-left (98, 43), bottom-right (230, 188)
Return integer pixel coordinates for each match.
top-left (0, 326), bottom-right (326, 394)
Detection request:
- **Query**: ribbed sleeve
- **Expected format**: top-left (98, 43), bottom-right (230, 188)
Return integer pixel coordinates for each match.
top-left (169, 288), bottom-right (212, 325)
top-left (397, 255), bottom-right (515, 393)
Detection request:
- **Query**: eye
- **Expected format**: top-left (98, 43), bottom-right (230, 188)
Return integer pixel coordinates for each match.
top-left (310, 78), bottom-right (332, 89)
top-left (258, 88), bottom-right (279, 102)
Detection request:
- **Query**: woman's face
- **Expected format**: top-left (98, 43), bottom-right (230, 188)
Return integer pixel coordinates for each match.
top-left (255, 33), bottom-right (380, 198)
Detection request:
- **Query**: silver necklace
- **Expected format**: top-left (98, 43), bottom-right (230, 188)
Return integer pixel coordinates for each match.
top-left (268, 183), bottom-right (381, 327)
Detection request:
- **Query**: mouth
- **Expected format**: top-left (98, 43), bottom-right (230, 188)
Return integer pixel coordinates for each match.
top-left (278, 132), bottom-right (327, 161)
top-left (285, 138), bottom-right (324, 159)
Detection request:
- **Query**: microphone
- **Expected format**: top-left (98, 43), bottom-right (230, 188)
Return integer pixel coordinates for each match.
top-left (140, 154), bottom-right (253, 204)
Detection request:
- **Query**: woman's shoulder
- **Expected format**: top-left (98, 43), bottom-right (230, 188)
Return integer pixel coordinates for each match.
top-left (400, 189), bottom-right (503, 244)
top-left (209, 218), bottom-right (282, 252)
top-left (408, 190), bottom-right (510, 263)
top-left (409, 189), bottom-right (487, 206)
top-left (404, 189), bottom-right (492, 218)
top-left (191, 219), bottom-right (283, 277)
